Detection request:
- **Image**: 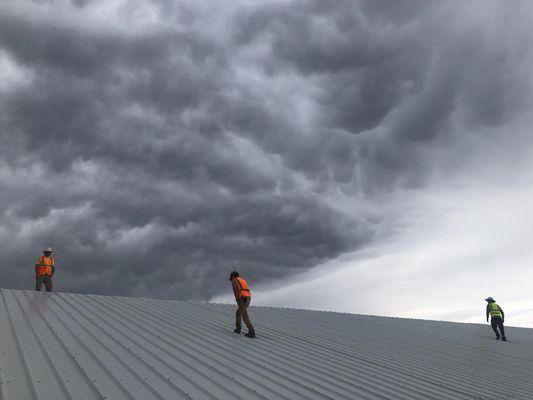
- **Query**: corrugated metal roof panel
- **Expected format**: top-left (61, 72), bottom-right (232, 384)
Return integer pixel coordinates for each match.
top-left (1, 289), bottom-right (532, 400)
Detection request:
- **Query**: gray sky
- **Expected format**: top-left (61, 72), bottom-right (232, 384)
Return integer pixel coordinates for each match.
top-left (1, 0), bottom-right (532, 325)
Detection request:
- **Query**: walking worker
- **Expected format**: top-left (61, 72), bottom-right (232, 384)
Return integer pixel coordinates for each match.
top-left (230, 271), bottom-right (256, 338)
top-left (35, 247), bottom-right (56, 292)
top-left (485, 297), bottom-right (506, 341)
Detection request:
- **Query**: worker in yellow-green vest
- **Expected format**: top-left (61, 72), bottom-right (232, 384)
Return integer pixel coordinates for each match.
top-left (485, 297), bottom-right (506, 341)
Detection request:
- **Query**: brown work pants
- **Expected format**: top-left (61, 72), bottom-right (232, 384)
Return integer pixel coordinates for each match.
top-left (236, 297), bottom-right (254, 330)
top-left (35, 276), bottom-right (53, 292)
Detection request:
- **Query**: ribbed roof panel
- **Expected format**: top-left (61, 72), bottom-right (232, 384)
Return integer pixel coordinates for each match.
top-left (1, 289), bottom-right (532, 400)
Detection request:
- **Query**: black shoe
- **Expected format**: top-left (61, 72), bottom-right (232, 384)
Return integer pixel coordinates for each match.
top-left (502, 337), bottom-right (507, 342)
top-left (245, 330), bottom-right (256, 338)
top-left (495, 336), bottom-right (501, 340)
top-left (234, 327), bottom-right (241, 334)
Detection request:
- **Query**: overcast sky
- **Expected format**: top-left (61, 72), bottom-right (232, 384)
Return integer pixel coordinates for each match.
top-left (1, 0), bottom-right (532, 327)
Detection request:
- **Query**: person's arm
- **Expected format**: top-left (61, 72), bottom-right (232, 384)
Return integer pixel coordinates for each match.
top-left (232, 280), bottom-right (239, 301)
top-left (499, 306), bottom-right (504, 321)
top-left (486, 304), bottom-right (490, 321)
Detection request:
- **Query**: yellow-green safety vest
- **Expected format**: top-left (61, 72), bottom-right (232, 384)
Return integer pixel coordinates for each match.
top-left (489, 303), bottom-right (502, 318)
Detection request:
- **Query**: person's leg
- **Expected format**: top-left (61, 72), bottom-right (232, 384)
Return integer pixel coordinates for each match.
top-left (35, 276), bottom-right (43, 291)
top-left (491, 318), bottom-right (501, 338)
top-left (44, 276), bottom-right (53, 292)
top-left (498, 319), bottom-right (506, 340)
top-left (240, 297), bottom-right (254, 331)
top-left (235, 302), bottom-right (242, 331)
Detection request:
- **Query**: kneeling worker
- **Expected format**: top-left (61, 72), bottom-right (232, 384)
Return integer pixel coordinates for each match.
top-left (485, 297), bottom-right (506, 341)
top-left (35, 247), bottom-right (56, 292)
top-left (230, 271), bottom-right (255, 338)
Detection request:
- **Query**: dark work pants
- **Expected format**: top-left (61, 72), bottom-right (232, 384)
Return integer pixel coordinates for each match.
top-left (236, 297), bottom-right (254, 331)
top-left (35, 276), bottom-right (53, 292)
top-left (491, 317), bottom-right (505, 339)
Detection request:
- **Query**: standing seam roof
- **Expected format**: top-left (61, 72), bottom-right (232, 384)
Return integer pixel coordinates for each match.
top-left (1, 289), bottom-right (532, 400)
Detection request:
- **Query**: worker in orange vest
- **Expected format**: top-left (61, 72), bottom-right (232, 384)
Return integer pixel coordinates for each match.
top-left (35, 247), bottom-right (56, 292)
top-left (230, 271), bottom-right (255, 338)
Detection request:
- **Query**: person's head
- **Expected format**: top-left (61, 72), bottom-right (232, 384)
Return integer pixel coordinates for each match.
top-left (485, 297), bottom-right (495, 303)
top-left (43, 247), bottom-right (53, 257)
top-left (229, 271), bottom-right (239, 281)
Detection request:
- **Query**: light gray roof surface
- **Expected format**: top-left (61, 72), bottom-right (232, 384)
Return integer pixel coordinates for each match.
top-left (0, 288), bottom-right (532, 400)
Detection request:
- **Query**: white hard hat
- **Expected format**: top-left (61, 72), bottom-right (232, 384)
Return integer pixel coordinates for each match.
top-left (44, 247), bottom-right (53, 252)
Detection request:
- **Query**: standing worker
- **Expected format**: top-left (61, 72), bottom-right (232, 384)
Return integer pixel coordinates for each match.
top-left (485, 297), bottom-right (506, 341)
top-left (230, 271), bottom-right (256, 338)
top-left (35, 247), bottom-right (56, 292)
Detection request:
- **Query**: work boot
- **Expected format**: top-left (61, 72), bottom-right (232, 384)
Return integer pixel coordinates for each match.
top-left (244, 329), bottom-right (256, 338)
top-left (495, 336), bottom-right (501, 340)
top-left (502, 337), bottom-right (507, 342)
top-left (234, 327), bottom-right (241, 334)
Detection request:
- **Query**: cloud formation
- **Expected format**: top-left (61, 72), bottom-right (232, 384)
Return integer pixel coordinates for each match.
top-left (1, 0), bottom-right (532, 301)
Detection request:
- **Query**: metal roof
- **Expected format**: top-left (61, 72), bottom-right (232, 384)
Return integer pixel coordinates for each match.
top-left (1, 289), bottom-right (532, 400)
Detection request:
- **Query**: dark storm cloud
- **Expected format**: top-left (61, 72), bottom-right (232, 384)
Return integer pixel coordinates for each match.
top-left (0, 0), bottom-right (529, 299)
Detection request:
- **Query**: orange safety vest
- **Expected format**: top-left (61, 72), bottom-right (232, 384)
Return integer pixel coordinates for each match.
top-left (234, 277), bottom-right (251, 299)
top-left (36, 256), bottom-right (55, 276)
